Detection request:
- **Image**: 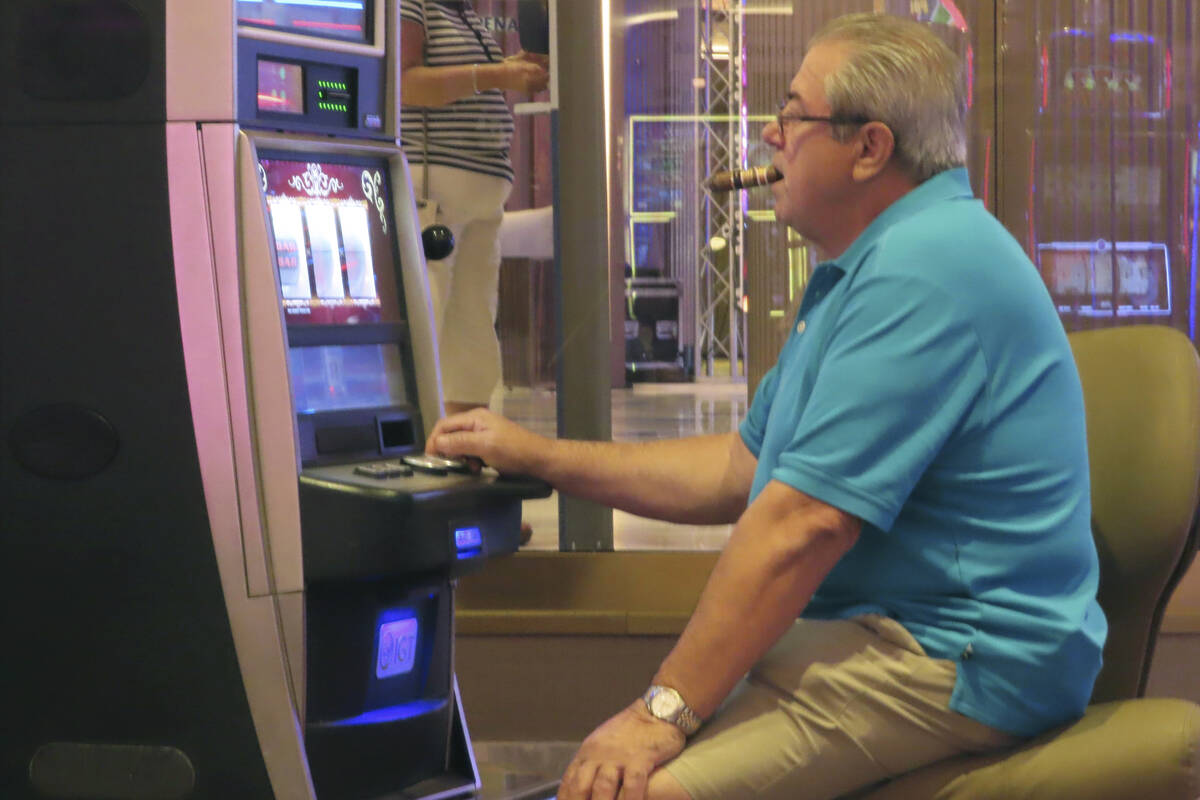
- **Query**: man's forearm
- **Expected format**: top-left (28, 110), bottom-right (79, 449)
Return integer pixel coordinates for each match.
top-left (537, 433), bottom-right (750, 526)
top-left (650, 481), bottom-right (860, 719)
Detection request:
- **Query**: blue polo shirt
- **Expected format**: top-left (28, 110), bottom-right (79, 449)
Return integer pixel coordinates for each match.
top-left (740, 167), bottom-right (1107, 737)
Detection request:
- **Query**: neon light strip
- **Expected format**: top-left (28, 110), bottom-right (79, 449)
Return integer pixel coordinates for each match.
top-left (294, 20), bottom-right (363, 31)
top-left (1110, 32), bottom-right (1155, 43)
top-left (1164, 47), bottom-right (1172, 113)
top-left (1066, 307), bottom-right (1171, 318)
top-left (966, 45), bottom-right (974, 109)
top-left (322, 698), bottom-right (448, 728)
top-left (940, 0), bottom-right (969, 31)
top-left (273, 0), bottom-right (364, 9)
top-left (1027, 138), bottom-right (1036, 256)
top-left (1039, 45), bottom-right (1048, 112)
top-left (983, 134), bottom-right (992, 212)
top-left (602, 0), bottom-right (613, 271)
top-left (624, 11), bottom-right (678, 26)
top-left (1038, 241), bottom-right (1170, 251)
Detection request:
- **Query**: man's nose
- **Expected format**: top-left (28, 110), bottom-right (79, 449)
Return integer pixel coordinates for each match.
top-left (762, 121), bottom-right (782, 148)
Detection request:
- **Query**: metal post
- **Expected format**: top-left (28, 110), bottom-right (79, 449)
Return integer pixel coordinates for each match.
top-left (552, 0), bottom-right (614, 550)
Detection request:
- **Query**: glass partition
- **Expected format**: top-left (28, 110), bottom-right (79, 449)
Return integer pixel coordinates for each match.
top-left (460, 0), bottom-right (1199, 551)
top-left (605, 0), bottom-right (993, 550)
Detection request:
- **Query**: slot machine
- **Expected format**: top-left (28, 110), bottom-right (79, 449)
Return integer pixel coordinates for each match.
top-left (0, 1), bottom-right (548, 798)
top-left (1031, 26), bottom-right (1186, 331)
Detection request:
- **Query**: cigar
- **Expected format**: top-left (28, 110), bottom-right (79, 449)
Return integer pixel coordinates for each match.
top-left (703, 165), bottom-right (782, 192)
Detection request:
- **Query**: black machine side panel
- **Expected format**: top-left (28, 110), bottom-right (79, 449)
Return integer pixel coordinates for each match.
top-left (0, 0), bottom-right (166, 124)
top-left (0, 125), bottom-right (274, 799)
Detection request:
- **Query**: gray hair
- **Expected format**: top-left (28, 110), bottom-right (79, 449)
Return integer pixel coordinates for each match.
top-left (809, 13), bottom-right (968, 183)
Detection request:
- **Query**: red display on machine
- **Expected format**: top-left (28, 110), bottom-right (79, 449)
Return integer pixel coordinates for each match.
top-left (259, 157), bottom-right (402, 326)
top-left (257, 59), bottom-right (305, 115)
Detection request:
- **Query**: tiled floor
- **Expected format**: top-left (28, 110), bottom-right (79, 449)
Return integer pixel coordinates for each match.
top-left (496, 378), bottom-right (750, 551)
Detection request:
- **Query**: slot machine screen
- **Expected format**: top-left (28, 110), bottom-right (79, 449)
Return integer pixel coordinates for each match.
top-left (259, 155), bottom-right (411, 413)
top-left (258, 156), bottom-right (402, 326)
top-left (1040, 242), bottom-right (1171, 316)
top-left (238, 0), bottom-right (371, 44)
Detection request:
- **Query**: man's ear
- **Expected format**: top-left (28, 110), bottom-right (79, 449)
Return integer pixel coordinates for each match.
top-left (851, 121), bottom-right (895, 182)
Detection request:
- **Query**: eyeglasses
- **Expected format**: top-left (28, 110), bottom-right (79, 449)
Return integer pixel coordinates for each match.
top-left (774, 106), bottom-right (871, 133)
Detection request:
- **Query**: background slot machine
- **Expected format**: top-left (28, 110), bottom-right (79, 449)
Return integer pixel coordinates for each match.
top-left (0, 1), bottom-right (547, 798)
top-left (1030, 22), bottom-right (1189, 331)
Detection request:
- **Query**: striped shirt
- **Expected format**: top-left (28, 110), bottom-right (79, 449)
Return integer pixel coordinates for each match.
top-left (400, 0), bottom-right (514, 182)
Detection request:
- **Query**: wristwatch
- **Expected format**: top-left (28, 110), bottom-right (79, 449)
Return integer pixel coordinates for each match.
top-left (642, 685), bottom-right (702, 736)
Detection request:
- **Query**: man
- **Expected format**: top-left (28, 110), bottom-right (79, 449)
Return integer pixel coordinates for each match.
top-left (426, 13), bottom-right (1107, 800)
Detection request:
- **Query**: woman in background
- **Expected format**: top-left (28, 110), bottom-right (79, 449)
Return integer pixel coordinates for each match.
top-left (400, 0), bottom-right (548, 415)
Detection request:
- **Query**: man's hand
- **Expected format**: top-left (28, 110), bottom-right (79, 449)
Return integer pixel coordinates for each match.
top-left (425, 408), bottom-right (549, 476)
top-left (558, 701), bottom-right (686, 800)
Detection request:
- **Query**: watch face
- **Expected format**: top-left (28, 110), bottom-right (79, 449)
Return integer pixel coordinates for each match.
top-left (649, 688), bottom-right (681, 718)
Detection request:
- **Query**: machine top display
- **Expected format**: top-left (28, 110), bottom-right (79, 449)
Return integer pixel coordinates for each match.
top-left (1041, 29), bottom-right (1169, 119)
top-left (238, 0), bottom-right (371, 44)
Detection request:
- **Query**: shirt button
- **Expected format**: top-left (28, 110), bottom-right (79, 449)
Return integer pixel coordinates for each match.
top-left (796, 320), bottom-right (807, 334)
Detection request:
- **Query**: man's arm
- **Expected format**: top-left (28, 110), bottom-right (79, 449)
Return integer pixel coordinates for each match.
top-left (426, 409), bottom-right (755, 526)
top-left (557, 480), bottom-right (861, 800)
top-left (652, 479), bottom-right (860, 716)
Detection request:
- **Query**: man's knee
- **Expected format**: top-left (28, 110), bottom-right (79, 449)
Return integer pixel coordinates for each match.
top-left (646, 767), bottom-right (693, 800)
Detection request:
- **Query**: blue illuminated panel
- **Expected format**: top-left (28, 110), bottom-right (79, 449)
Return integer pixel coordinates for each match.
top-left (326, 698), bottom-right (447, 728)
top-left (454, 526), bottom-right (483, 550)
top-left (375, 615), bottom-right (418, 679)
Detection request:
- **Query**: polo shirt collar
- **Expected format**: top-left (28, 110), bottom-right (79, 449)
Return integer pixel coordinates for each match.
top-left (818, 167), bottom-right (974, 276)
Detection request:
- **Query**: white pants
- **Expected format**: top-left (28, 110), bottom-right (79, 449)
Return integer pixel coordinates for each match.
top-left (413, 164), bottom-right (512, 406)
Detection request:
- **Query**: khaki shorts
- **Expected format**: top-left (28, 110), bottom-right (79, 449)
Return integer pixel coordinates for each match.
top-left (662, 615), bottom-right (1020, 800)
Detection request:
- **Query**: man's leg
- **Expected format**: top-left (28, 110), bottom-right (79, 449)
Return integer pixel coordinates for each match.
top-left (658, 616), bottom-right (1019, 800)
top-left (645, 768), bottom-right (692, 800)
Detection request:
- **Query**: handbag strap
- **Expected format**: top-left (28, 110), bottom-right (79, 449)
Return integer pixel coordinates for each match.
top-left (418, 0), bottom-right (493, 202)
top-left (421, 108), bottom-right (430, 202)
top-left (456, 3), bottom-right (499, 64)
